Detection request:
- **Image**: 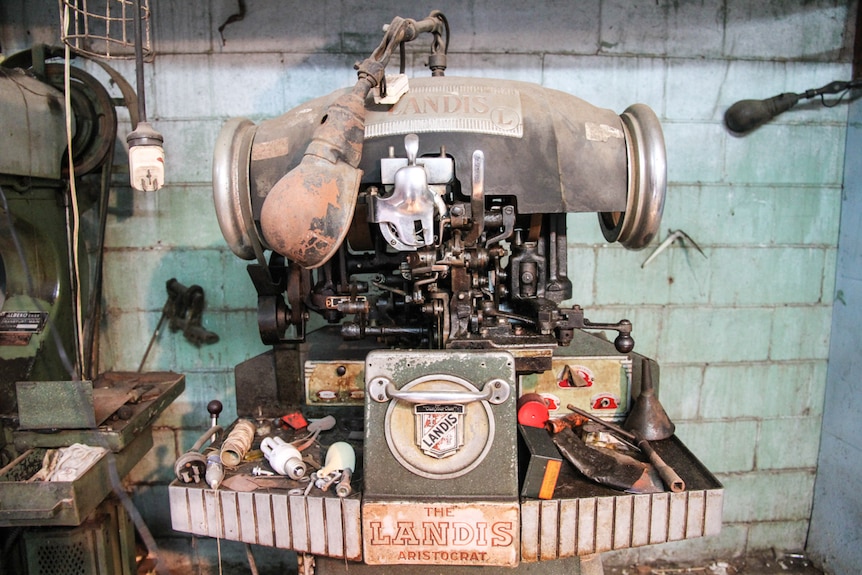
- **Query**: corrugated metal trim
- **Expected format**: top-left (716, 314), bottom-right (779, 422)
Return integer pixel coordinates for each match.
top-left (169, 484), bottom-right (362, 561)
top-left (520, 487), bottom-right (724, 561)
top-left (170, 480), bottom-right (722, 564)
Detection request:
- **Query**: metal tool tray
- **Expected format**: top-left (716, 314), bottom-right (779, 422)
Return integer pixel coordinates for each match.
top-left (13, 371), bottom-right (185, 452)
top-left (0, 427), bottom-right (153, 527)
top-left (520, 435), bottom-right (723, 561)
top-left (169, 432), bottom-right (722, 563)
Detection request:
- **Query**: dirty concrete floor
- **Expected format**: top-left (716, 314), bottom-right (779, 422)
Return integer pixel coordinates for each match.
top-left (143, 538), bottom-right (828, 575)
top-left (605, 550), bottom-right (825, 575)
top-left (142, 549), bottom-right (828, 575)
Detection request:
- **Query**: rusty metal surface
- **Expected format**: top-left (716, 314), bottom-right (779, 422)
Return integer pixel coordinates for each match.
top-left (305, 360), bottom-right (365, 406)
top-left (259, 85), bottom-right (369, 268)
top-left (520, 356), bottom-right (633, 422)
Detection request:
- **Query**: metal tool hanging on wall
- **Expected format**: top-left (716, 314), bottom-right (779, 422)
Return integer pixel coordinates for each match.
top-left (138, 278), bottom-right (219, 371)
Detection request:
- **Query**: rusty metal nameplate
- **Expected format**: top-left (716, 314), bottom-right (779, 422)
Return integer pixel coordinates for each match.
top-left (304, 360), bottom-right (365, 406)
top-left (520, 356), bottom-right (633, 422)
top-left (362, 499), bottom-right (520, 566)
top-left (366, 83), bottom-right (523, 139)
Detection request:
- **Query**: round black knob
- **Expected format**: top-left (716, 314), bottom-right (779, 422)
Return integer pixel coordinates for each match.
top-left (207, 400), bottom-right (223, 416)
top-left (614, 333), bottom-right (635, 354)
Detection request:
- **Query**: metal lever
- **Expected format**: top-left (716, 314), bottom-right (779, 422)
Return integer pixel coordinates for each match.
top-left (368, 377), bottom-right (510, 405)
top-left (463, 150), bottom-right (485, 245)
top-left (552, 306), bottom-right (634, 353)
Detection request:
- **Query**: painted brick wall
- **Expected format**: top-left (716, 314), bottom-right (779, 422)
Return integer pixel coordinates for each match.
top-left (0, 0), bottom-right (855, 571)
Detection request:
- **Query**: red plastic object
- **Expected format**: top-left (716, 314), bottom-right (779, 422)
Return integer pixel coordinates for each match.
top-left (281, 411), bottom-right (309, 429)
top-left (517, 393), bottom-right (550, 428)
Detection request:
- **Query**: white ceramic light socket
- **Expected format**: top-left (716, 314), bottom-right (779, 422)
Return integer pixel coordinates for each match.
top-left (260, 436), bottom-right (306, 479)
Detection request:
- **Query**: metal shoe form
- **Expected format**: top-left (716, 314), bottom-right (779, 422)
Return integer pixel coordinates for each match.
top-left (624, 358), bottom-right (676, 441)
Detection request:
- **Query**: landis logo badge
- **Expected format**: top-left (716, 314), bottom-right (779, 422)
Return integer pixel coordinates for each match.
top-left (414, 404), bottom-right (465, 459)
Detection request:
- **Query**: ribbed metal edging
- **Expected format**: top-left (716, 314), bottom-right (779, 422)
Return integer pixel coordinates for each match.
top-left (169, 484), bottom-right (362, 560)
top-left (520, 488), bottom-right (724, 562)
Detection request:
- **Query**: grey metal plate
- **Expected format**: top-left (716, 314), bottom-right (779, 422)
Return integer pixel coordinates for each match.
top-left (363, 350), bottom-right (518, 499)
top-left (16, 380), bottom-right (95, 429)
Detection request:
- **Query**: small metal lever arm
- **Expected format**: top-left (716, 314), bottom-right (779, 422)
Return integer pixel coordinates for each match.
top-left (464, 150), bottom-right (485, 245)
top-left (557, 307), bottom-right (634, 353)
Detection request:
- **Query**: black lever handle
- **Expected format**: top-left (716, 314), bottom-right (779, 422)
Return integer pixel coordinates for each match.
top-left (554, 307), bottom-right (635, 353)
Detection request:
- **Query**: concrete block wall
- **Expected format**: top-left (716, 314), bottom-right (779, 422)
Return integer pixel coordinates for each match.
top-left (0, 0), bottom-right (855, 570)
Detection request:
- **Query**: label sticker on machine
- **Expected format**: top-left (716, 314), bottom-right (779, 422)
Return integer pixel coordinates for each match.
top-left (519, 356), bottom-right (632, 421)
top-left (362, 500), bottom-right (519, 566)
top-left (0, 311), bottom-right (48, 345)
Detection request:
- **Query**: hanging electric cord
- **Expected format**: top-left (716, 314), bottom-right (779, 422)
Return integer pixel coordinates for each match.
top-left (62, 13), bottom-right (85, 381)
top-left (132, 0), bottom-right (147, 124)
top-left (125, 0), bottom-right (165, 192)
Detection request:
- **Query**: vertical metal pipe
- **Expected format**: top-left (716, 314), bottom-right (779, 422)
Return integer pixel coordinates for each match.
top-left (132, 0), bottom-right (147, 123)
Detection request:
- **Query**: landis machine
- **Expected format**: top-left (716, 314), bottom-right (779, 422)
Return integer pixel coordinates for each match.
top-left (169, 11), bottom-right (723, 574)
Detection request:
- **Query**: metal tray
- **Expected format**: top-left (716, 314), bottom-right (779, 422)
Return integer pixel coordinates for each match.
top-left (169, 433), bottom-right (722, 564)
top-left (0, 428), bottom-right (152, 527)
top-left (13, 371), bottom-right (184, 452)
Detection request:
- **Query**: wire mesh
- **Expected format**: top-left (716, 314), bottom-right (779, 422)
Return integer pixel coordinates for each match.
top-left (59, 0), bottom-right (152, 60)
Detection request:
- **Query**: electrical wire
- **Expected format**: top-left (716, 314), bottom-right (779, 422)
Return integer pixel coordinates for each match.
top-left (62, 4), bottom-right (85, 381)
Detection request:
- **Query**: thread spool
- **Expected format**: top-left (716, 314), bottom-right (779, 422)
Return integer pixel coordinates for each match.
top-left (220, 419), bottom-right (256, 468)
